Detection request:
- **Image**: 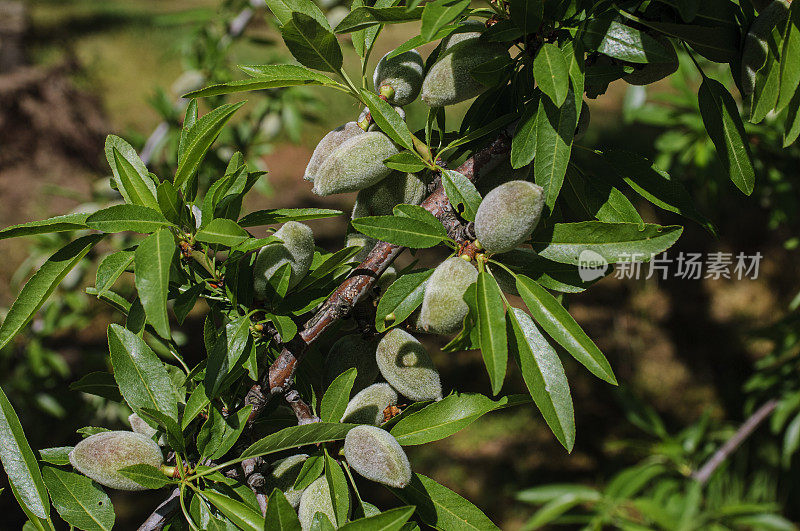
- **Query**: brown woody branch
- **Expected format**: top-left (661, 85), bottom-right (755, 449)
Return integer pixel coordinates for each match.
top-left (136, 486), bottom-right (180, 531)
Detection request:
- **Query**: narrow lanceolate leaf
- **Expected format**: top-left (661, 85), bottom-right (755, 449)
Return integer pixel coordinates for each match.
top-left (320, 368), bottom-right (357, 423)
top-left (241, 423), bottom-right (357, 458)
top-left (476, 272), bottom-right (507, 395)
top-left (777, 2), bottom-right (800, 112)
top-left (697, 77), bottom-right (755, 195)
top-left (174, 102), bottom-right (245, 190)
top-left (239, 208), bottom-right (342, 227)
top-left (516, 276), bottom-right (616, 385)
top-left (421, 0), bottom-right (470, 41)
top-left (195, 218), bottom-right (250, 247)
top-left (42, 467), bottom-right (113, 531)
top-left (334, 6), bottom-right (424, 34)
top-left (325, 451), bottom-right (350, 526)
top-left (117, 464), bottom-right (174, 490)
top-left (202, 490), bottom-right (265, 531)
top-left (265, 489), bottom-right (302, 531)
top-left (95, 251), bottom-right (134, 297)
top-left (185, 64), bottom-right (337, 98)
top-left (530, 221), bottom-right (683, 265)
top-left (105, 135), bottom-right (157, 208)
top-left (509, 0), bottom-right (543, 35)
top-left (111, 148), bottom-right (159, 210)
top-left (534, 87), bottom-right (577, 209)
top-left (785, 88), bottom-right (800, 147)
top-left (134, 229), bottom-right (175, 339)
top-left (507, 308), bottom-right (575, 451)
top-left (361, 90), bottom-right (416, 152)
top-left (205, 316), bottom-right (254, 398)
top-left (340, 506), bottom-right (416, 530)
top-left (376, 269), bottom-right (434, 332)
top-left (441, 169), bottom-right (482, 222)
top-left (85, 205), bottom-right (174, 234)
top-left (511, 100), bottom-right (539, 169)
top-left (351, 216), bottom-right (446, 248)
top-left (0, 234), bottom-right (103, 350)
top-left (264, 0), bottom-right (330, 28)
top-left (534, 44), bottom-right (569, 106)
top-left (390, 393), bottom-right (528, 445)
top-left (390, 474), bottom-right (500, 530)
top-left (282, 13), bottom-right (343, 73)
top-left (582, 19), bottom-right (673, 63)
top-left (107, 323), bottom-right (179, 422)
top-left (0, 386), bottom-right (50, 520)
top-left (0, 213), bottom-right (90, 240)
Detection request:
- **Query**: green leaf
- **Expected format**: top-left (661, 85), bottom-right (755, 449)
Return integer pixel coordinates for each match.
top-left (534, 44), bottom-right (569, 106)
top-left (334, 6), bottom-right (423, 34)
top-left (0, 386), bottom-right (50, 519)
top-left (507, 308), bottom-right (575, 451)
top-left (42, 467), bottom-right (114, 531)
top-left (95, 251), bottom-right (134, 297)
top-left (516, 276), bottom-right (616, 385)
top-left (534, 86), bottom-right (577, 210)
top-left (384, 152), bottom-right (430, 173)
top-left (784, 86), bottom-right (800, 146)
top-left (107, 323), bottom-right (179, 422)
top-left (294, 455), bottom-right (325, 490)
top-left (320, 368), bottom-right (357, 423)
top-left (475, 272), bottom-right (507, 395)
top-left (351, 216), bottom-right (446, 248)
top-left (361, 90), bottom-right (416, 152)
top-left (105, 135), bottom-right (157, 209)
top-left (390, 392), bottom-right (527, 445)
top-left (698, 77), bottom-right (755, 195)
top-left (282, 13), bottom-right (343, 73)
top-left (68, 372), bottom-right (122, 402)
top-left (441, 169), bottom-right (482, 222)
top-left (375, 269), bottom-right (434, 332)
top-left (601, 150), bottom-right (716, 234)
top-left (530, 221), bottom-right (683, 265)
top-left (205, 316), bottom-right (254, 398)
top-left (390, 474), bottom-right (500, 530)
top-left (777, 2), bottom-right (800, 112)
top-left (265, 489), bottom-right (302, 531)
top-left (85, 205), bottom-right (174, 234)
top-left (0, 234), bottom-right (103, 350)
top-left (511, 100), bottom-right (539, 169)
top-left (134, 229), bottom-right (176, 339)
top-left (186, 65), bottom-right (337, 98)
top-left (111, 148), bottom-right (159, 209)
top-left (38, 447), bottom-right (73, 466)
top-left (582, 19), bottom-right (673, 63)
top-left (117, 464), bottom-right (174, 490)
top-left (156, 181), bottom-right (184, 226)
top-left (340, 506), bottom-right (416, 530)
top-left (202, 490), bottom-right (265, 531)
top-left (195, 218), bottom-right (250, 247)
top-left (174, 102), bottom-right (245, 190)
top-left (636, 19), bottom-right (738, 63)
top-left (562, 165), bottom-right (642, 224)
top-left (241, 423), bottom-right (356, 459)
top-left (522, 491), bottom-right (601, 529)
top-left (509, 0), bottom-right (543, 35)
top-left (239, 208), bottom-right (342, 227)
top-left (264, 0), bottom-right (330, 28)
top-left (0, 213), bottom-right (90, 240)
top-left (181, 383), bottom-right (210, 430)
top-left (421, 0), bottom-right (470, 41)
top-left (324, 451), bottom-right (350, 526)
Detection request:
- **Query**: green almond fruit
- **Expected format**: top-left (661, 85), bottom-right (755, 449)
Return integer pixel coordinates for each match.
top-left (421, 39), bottom-right (510, 107)
top-left (254, 221), bottom-right (314, 297)
top-left (341, 383), bottom-right (398, 425)
top-left (298, 476), bottom-right (340, 530)
top-left (69, 431), bottom-right (163, 491)
top-left (305, 122), bottom-right (364, 182)
top-left (440, 19), bottom-right (485, 51)
top-left (474, 180), bottom-right (544, 254)
top-left (353, 171), bottom-right (426, 217)
top-left (325, 335), bottom-right (380, 394)
top-left (343, 425), bottom-right (412, 488)
top-left (313, 132), bottom-right (400, 196)
top-left (373, 49), bottom-right (425, 106)
top-left (376, 329), bottom-right (442, 401)
top-left (265, 454), bottom-right (309, 508)
top-left (418, 256), bottom-right (478, 335)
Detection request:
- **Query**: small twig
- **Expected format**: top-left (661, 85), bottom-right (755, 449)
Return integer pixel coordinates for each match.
top-left (692, 399), bottom-right (779, 484)
top-left (137, 486), bottom-right (181, 531)
top-left (285, 389), bottom-right (321, 425)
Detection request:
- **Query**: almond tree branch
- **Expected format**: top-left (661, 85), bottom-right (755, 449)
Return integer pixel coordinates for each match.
top-left (136, 486), bottom-right (180, 531)
top-left (691, 399), bottom-right (779, 485)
